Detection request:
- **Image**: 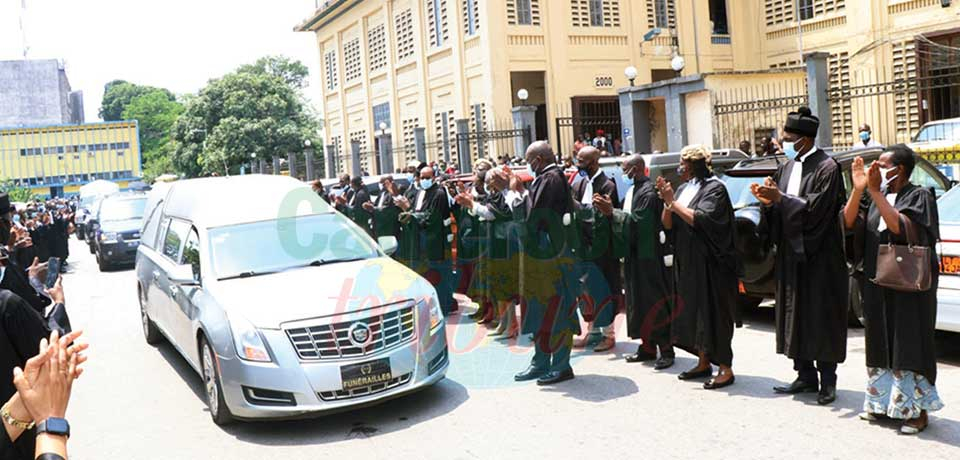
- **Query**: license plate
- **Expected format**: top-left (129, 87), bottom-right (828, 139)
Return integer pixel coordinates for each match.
top-left (340, 358), bottom-right (392, 391)
top-left (941, 255), bottom-right (960, 275)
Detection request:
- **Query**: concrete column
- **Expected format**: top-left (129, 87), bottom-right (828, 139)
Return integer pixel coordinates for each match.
top-left (473, 104), bottom-right (485, 161)
top-left (258, 159), bottom-right (266, 174)
top-left (441, 113), bottom-right (452, 163)
top-left (414, 127), bottom-right (427, 163)
top-left (350, 140), bottom-right (362, 177)
top-left (805, 51), bottom-right (833, 147)
top-left (272, 156), bottom-right (281, 175)
top-left (287, 152), bottom-right (297, 178)
top-left (620, 96), bottom-right (653, 154)
top-left (324, 144), bottom-right (336, 179)
top-left (456, 118), bottom-right (471, 174)
top-left (665, 90), bottom-right (688, 152)
top-left (305, 147), bottom-right (315, 181)
top-left (377, 135), bottom-right (392, 174)
top-left (512, 105), bottom-right (537, 159)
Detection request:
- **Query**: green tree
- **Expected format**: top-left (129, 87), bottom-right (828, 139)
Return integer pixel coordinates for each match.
top-left (122, 91), bottom-right (184, 181)
top-left (172, 56), bottom-right (321, 177)
top-left (100, 80), bottom-right (176, 121)
top-left (0, 179), bottom-right (34, 202)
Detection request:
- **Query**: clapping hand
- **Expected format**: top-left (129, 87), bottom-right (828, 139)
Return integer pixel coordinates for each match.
top-left (656, 177), bottom-right (675, 207)
top-left (752, 177), bottom-right (781, 205)
top-left (334, 195), bottom-right (347, 206)
top-left (394, 196), bottom-right (411, 211)
top-left (362, 202), bottom-right (375, 212)
top-left (454, 191), bottom-right (474, 208)
top-left (593, 194), bottom-right (614, 217)
top-left (13, 330), bottom-right (89, 422)
top-left (28, 257), bottom-right (48, 285)
top-left (866, 160), bottom-right (882, 193)
top-left (851, 157), bottom-right (868, 192)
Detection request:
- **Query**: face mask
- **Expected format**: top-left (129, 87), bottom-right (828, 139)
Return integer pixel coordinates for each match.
top-left (420, 178), bottom-right (434, 190)
top-left (879, 166), bottom-right (899, 194)
top-left (527, 162), bottom-right (538, 179)
top-left (12, 215), bottom-right (19, 224)
top-left (622, 173), bottom-right (635, 187)
top-left (782, 141), bottom-right (799, 160)
top-left (676, 165), bottom-right (686, 177)
top-left (405, 173), bottom-right (414, 183)
top-left (859, 131), bottom-right (871, 142)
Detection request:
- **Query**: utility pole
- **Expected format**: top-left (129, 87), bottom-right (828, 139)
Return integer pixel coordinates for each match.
top-left (19, 0), bottom-right (30, 59)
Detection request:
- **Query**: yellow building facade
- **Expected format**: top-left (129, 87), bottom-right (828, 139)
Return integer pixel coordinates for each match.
top-left (298, 0), bottom-right (960, 169)
top-left (0, 121), bottom-right (142, 197)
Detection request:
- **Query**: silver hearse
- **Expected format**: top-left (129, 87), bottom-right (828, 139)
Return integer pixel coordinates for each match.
top-left (135, 175), bottom-right (448, 424)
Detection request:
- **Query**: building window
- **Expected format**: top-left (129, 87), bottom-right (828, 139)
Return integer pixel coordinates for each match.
top-left (509, 0), bottom-right (539, 25)
top-left (367, 23), bottom-right (387, 72)
top-left (797, 0), bottom-right (814, 20)
top-left (350, 130), bottom-right (370, 174)
top-left (396, 9), bottom-right (415, 61)
top-left (324, 50), bottom-right (338, 91)
top-left (650, 0), bottom-right (676, 29)
top-left (709, 0), bottom-right (729, 35)
top-left (373, 103), bottom-right (391, 130)
top-left (344, 38), bottom-right (362, 83)
top-left (463, 0), bottom-right (479, 36)
top-left (427, 0), bottom-right (450, 47)
top-left (764, 0), bottom-right (794, 26)
top-left (402, 117), bottom-right (419, 166)
top-left (573, 0), bottom-right (619, 28)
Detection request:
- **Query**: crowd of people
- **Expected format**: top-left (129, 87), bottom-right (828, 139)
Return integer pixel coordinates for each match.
top-left (1, 193), bottom-right (84, 459)
top-left (316, 106), bottom-right (944, 435)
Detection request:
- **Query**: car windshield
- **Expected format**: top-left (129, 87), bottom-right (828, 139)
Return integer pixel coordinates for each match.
top-left (940, 188), bottom-right (960, 224)
top-left (721, 175), bottom-right (764, 209)
top-left (209, 213), bottom-right (380, 280)
top-left (99, 198), bottom-right (147, 222)
top-left (914, 121), bottom-right (960, 142)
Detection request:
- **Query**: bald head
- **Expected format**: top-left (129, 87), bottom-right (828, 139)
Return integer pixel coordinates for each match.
top-left (420, 166), bottom-right (435, 180)
top-left (577, 146), bottom-right (600, 163)
top-left (525, 141), bottom-right (556, 172)
top-left (623, 154), bottom-right (646, 180)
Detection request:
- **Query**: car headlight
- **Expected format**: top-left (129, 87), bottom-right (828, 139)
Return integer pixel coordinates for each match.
top-left (100, 231), bottom-right (118, 242)
top-left (423, 296), bottom-right (444, 332)
top-left (228, 312), bottom-right (271, 362)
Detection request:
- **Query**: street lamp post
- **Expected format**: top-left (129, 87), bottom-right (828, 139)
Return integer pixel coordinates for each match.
top-left (624, 66), bottom-right (638, 87)
top-left (304, 139), bottom-right (315, 181)
top-left (377, 122), bottom-right (390, 175)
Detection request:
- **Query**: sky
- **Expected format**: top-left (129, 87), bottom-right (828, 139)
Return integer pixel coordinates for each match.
top-left (0, 0), bottom-right (323, 121)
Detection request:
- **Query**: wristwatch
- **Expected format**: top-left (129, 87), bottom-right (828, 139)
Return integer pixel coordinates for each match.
top-left (0, 402), bottom-right (34, 430)
top-left (36, 417), bottom-right (70, 438)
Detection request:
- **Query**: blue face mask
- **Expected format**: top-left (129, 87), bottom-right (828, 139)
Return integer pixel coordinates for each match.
top-left (527, 163), bottom-right (538, 179)
top-left (12, 214), bottom-right (20, 224)
top-left (405, 173), bottom-right (414, 183)
top-left (420, 178), bottom-right (434, 190)
top-left (782, 141), bottom-right (799, 160)
top-left (622, 173), bottom-right (635, 187)
top-left (859, 131), bottom-right (871, 142)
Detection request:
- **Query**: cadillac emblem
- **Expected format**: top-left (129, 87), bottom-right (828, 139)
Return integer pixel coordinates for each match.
top-left (348, 322), bottom-right (372, 347)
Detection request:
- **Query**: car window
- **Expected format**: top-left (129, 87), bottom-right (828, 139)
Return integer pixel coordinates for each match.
top-left (180, 229), bottom-right (201, 282)
top-left (140, 199), bottom-right (164, 250)
top-left (914, 121), bottom-right (960, 142)
top-left (911, 163), bottom-right (948, 198)
top-left (161, 219), bottom-right (191, 262)
top-left (940, 188), bottom-right (960, 224)
top-left (720, 175), bottom-right (764, 209)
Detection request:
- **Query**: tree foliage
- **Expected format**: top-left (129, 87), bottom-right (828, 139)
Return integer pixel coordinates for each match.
top-left (100, 80), bottom-right (176, 121)
top-left (122, 91), bottom-right (183, 182)
top-left (172, 56), bottom-right (321, 177)
top-left (0, 179), bottom-right (34, 202)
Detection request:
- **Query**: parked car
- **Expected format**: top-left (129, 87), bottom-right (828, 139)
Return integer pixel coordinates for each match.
top-left (77, 180), bottom-right (120, 240)
top-left (724, 147), bottom-right (953, 324)
top-left (135, 175), bottom-right (448, 424)
top-left (84, 198), bottom-right (107, 254)
top-left (92, 193), bottom-right (148, 271)
top-left (934, 187), bottom-right (960, 333)
top-left (909, 117), bottom-right (960, 181)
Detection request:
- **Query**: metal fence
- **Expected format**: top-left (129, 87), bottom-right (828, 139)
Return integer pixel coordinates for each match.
top-left (555, 114), bottom-right (622, 159)
top-left (713, 78), bottom-right (809, 152)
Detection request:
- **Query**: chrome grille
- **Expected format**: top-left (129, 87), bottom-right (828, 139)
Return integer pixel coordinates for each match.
top-left (317, 373), bottom-right (412, 401)
top-left (285, 305), bottom-right (416, 360)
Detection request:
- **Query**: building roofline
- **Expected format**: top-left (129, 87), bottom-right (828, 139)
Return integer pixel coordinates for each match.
top-left (294, 0), bottom-right (360, 32)
top-left (0, 120), bottom-right (138, 132)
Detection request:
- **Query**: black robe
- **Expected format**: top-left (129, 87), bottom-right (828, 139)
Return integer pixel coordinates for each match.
top-left (669, 178), bottom-right (741, 367)
top-left (47, 217), bottom-right (70, 260)
top-left (0, 256), bottom-right (51, 315)
top-left (612, 176), bottom-right (673, 343)
top-left (403, 184), bottom-right (454, 310)
top-left (341, 187), bottom-right (373, 235)
top-left (371, 193), bottom-right (401, 242)
top-left (571, 172), bottom-right (622, 327)
top-left (859, 184), bottom-right (940, 383)
top-left (764, 149), bottom-right (849, 364)
top-left (521, 165), bottom-right (579, 337)
top-left (453, 188), bottom-right (489, 298)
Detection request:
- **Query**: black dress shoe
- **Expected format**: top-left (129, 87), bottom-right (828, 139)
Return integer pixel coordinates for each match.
top-left (817, 386), bottom-right (837, 405)
top-left (703, 375), bottom-right (735, 390)
top-left (773, 379), bottom-right (819, 394)
top-left (537, 368), bottom-right (575, 385)
top-left (678, 367), bottom-right (713, 380)
top-left (514, 366), bottom-right (549, 382)
top-left (654, 356), bottom-right (675, 370)
top-left (625, 347), bottom-right (657, 363)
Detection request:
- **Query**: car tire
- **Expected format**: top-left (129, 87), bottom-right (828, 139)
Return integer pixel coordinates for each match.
top-left (88, 242), bottom-right (96, 254)
top-left (200, 337), bottom-right (234, 426)
top-left (96, 252), bottom-right (109, 272)
top-left (848, 275), bottom-right (865, 328)
top-left (139, 288), bottom-right (163, 345)
top-left (76, 228), bottom-right (85, 240)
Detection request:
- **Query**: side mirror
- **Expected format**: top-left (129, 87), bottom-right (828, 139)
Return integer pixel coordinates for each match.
top-left (168, 263), bottom-right (199, 286)
top-left (378, 235), bottom-right (398, 256)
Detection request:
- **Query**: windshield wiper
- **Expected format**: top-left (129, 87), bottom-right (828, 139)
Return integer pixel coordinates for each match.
top-left (218, 270), bottom-right (275, 281)
top-left (306, 256), bottom-right (369, 267)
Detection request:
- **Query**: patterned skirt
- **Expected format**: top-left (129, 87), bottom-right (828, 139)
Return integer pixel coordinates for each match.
top-left (863, 368), bottom-right (945, 420)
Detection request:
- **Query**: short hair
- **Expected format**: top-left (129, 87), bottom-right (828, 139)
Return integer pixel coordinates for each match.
top-left (350, 176), bottom-right (363, 187)
top-left (886, 143), bottom-right (916, 177)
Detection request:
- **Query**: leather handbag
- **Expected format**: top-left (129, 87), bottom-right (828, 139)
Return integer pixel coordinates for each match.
top-left (871, 216), bottom-right (931, 292)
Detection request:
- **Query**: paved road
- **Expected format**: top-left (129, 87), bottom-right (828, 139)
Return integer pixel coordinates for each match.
top-left (62, 238), bottom-right (960, 459)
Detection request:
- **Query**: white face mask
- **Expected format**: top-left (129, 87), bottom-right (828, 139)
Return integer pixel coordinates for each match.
top-left (879, 166), bottom-right (899, 194)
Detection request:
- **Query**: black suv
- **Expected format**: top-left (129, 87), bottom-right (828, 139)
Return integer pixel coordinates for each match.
top-left (723, 147), bottom-right (952, 324)
top-left (92, 193), bottom-right (148, 271)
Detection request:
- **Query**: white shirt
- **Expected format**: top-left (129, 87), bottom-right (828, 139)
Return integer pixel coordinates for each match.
top-left (580, 170), bottom-right (604, 206)
top-left (377, 191), bottom-right (388, 207)
top-left (877, 193), bottom-right (898, 233)
top-left (851, 138), bottom-right (883, 151)
top-left (677, 180), bottom-right (702, 208)
top-left (415, 189), bottom-right (427, 211)
top-left (505, 190), bottom-right (528, 210)
top-left (0, 265), bottom-right (5, 286)
top-left (623, 185), bottom-right (635, 212)
top-left (786, 147), bottom-right (819, 197)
